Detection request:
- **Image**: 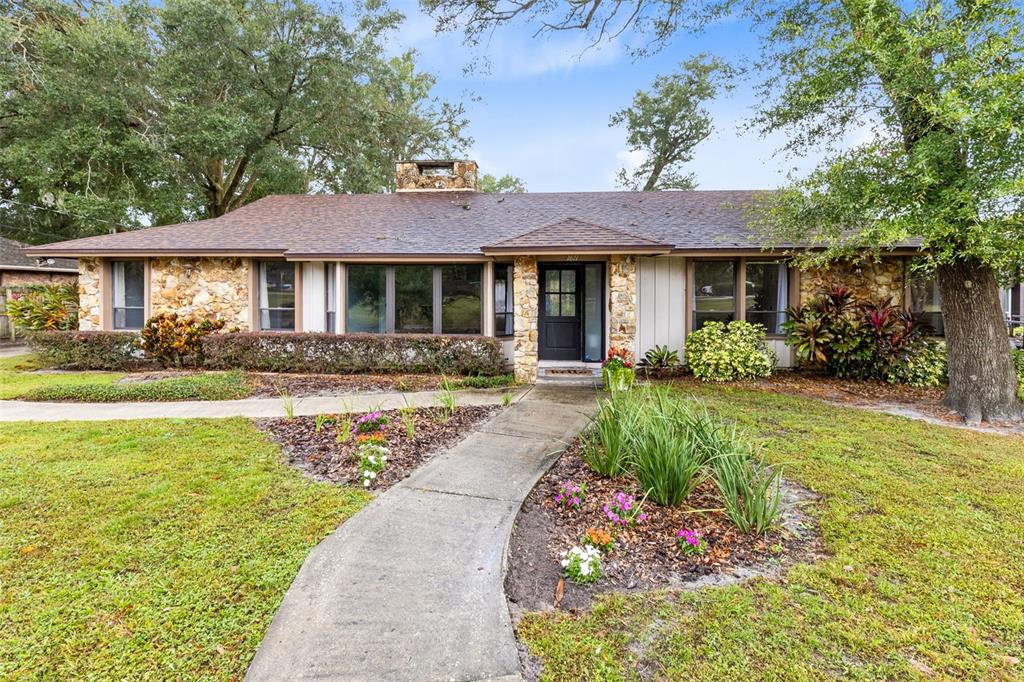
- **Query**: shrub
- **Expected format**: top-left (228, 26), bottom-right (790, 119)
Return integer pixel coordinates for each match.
top-left (1013, 349), bottom-right (1024, 388)
top-left (139, 313), bottom-right (226, 367)
top-left (583, 527), bottom-right (614, 553)
top-left (677, 528), bottom-right (707, 556)
top-left (630, 403), bottom-right (707, 507)
top-left (357, 441), bottom-right (389, 488)
top-left (784, 285), bottom-right (931, 383)
top-left (26, 330), bottom-right (148, 370)
top-left (601, 346), bottom-right (636, 391)
top-left (887, 340), bottom-right (948, 387)
top-left (642, 344), bottom-right (680, 369)
top-left (555, 480), bottom-right (586, 510)
top-left (710, 443), bottom-right (783, 535)
top-left (201, 332), bottom-right (504, 375)
top-left (3, 284), bottom-right (78, 331)
top-left (580, 392), bottom-right (638, 477)
top-left (685, 320), bottom-right (776, 382)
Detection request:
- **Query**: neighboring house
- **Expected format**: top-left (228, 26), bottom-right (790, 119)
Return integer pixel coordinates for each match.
top-left (24, 159), bottom-right (1009, 381)
top-left (0, 236), bottom-right (78, 288)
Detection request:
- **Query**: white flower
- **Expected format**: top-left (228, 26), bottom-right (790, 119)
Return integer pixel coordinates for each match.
top-left (560, 559), bottom-right (569, 567)
top-left (363, 480), bottom-right (370, 487)
top-left (580, 564), bottom-right (591, 576)
top-left (369, 471), bottom-right (377, 479)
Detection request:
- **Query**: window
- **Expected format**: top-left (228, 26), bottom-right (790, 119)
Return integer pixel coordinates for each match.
top-left (494, 264), bottom-right (514, 336)
top-left (441, 265), bottom-right (482, 334)
top-left (544, 268), bottom-right (576, 317)
top-left (745, 261), bottom-right (789, 335)
top-left (394, 265), bottom-right (434, 333)
top-left (258, 261), bottom-right (296, 331)
top-left (325, 263), bottom-right (337, 333)
top-left (693, 261), bottom-right (735, 330)
top-left (111, 260), bottom-right (145, 329)
top-left (909, 271), bottom-right (944, 336)
top-left (347, 265), bottom-right (386, 333)
top-left (346, 264), bottom-right (484, 335)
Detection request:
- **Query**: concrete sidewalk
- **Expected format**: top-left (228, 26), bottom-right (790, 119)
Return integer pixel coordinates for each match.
top-left (245, 385), bottom-right (598, 682)
top-left (0, 387), bottom-right (529, 422)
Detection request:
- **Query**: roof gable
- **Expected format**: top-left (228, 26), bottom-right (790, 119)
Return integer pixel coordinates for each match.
top-left (482, 217), bottom-right (671, 253)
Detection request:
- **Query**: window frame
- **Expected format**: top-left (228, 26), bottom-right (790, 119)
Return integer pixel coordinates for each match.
top-left (688, 257), bottom-right (791, 338)
top-left (325, 262), bottom-right (337, 333)
top-left (493, 263), bottom-right (514, 337)
top-left (744, 260), bottom-right (790, 336)
top-left (110, 259), bottom-right (146, 331)
top-left (345, 264), bottom-right (485, 336)
top-left (257, 260), bottom-right (297, 332)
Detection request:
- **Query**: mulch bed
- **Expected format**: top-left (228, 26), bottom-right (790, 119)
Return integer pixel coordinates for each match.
top-left (256, 405), bottom-right (501, 490)
top-left (506, 439), bottom-right (822, 613)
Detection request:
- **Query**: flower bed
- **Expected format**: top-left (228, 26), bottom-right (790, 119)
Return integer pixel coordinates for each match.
top-left (257, 405), bottom-right (500, 490)
top-left (506, 438), bottom-right (820, 612)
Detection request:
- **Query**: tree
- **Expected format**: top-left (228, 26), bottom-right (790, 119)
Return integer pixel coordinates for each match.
top-left (0, 0), bottom-right (469, 242)
top-left (610, 55), bottom-right (731, 191)
top-left (479, 173), bottom-right (526, 193)
top-left (422, 0), bottom-right (1024, 424)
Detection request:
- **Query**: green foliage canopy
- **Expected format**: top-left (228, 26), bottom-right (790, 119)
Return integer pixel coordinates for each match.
top-left (1, 0), bottom-right (469, 243)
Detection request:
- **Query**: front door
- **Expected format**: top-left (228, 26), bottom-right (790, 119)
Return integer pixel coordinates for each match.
top-left (539, 264), bottom-right (582, 360)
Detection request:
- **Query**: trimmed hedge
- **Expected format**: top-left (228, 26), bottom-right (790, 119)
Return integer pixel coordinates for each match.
top-left (26, 331), bottom-right (152, 370)
top-left (29, 330), bottom-right (506, 375)
top-left (200, 332), bottom-right (505, 376)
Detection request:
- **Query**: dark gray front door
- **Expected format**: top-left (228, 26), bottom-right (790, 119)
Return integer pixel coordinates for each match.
top-left (539, 264), bottom-right (582, 360)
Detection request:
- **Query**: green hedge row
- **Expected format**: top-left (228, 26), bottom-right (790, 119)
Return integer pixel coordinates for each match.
top-left (27, 331), bottom-right (506, 376)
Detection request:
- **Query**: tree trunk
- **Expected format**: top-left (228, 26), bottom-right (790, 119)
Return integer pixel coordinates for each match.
top-left (936, 259), bottom-right (1023, 425)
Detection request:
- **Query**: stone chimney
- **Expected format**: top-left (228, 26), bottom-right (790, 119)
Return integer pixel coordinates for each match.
top-left (395, 160), bottom-right (478, 192)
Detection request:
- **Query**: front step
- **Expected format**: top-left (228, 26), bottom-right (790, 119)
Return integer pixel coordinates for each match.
top-left (536, 365), bottom-right (603, 387)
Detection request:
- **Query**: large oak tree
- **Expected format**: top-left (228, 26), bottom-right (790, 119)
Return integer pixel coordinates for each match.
top-left (423, 0), bottom-right (1024, 423)
top-left (1, 0), bottom-right (468, 241)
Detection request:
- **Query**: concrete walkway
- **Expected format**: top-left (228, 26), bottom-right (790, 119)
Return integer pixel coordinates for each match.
top-left (0, 387), bottom-right (529, 422)
top-left (246, 385), bottom-right (598, 682)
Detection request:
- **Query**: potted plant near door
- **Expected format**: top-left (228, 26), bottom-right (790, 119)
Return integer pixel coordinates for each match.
top-left (602, 347), bottom-right (635, 391)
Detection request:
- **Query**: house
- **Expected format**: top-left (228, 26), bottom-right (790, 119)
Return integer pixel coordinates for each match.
top-left (0, 236), bottom-right (78, 288)
top-left (25, 160), bottom-right (969, 382)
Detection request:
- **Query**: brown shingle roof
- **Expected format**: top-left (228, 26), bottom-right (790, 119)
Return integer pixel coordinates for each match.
top-left (482, 217), bottom-right (671, 253)
top-left (0, 236), bottom-right (78, 271)
top-left (23, 190), bottom-right (793, 257)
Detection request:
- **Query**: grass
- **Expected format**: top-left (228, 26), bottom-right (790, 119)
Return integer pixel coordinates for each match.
top-left (0, 355), bottom-right (122, 399)
top-left (0, 418), bottom-right (368, 679)
top-left (20, 370), bottom-right (252, 402)
top-left (451, 372), bottom-right (516, 390)
top-left (519, 384), bottom-right (1024, 680)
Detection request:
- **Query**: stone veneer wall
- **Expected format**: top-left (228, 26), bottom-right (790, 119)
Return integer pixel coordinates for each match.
top-left (799, 257), bottom-right (907, 306)
top-left (608, 255), bottom-right (638, 359)
top-left (150, 257), bottom-right (250, 329)
top-left (77, 257), bottom-right (102, 330)
top-left (512, 256), bottom-right (539, 383)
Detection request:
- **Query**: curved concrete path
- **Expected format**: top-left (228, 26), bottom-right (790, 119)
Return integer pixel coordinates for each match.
top-left (0, 387), bottom-right (529, 422)
top-left (246, 386), bottom-right (598, 682)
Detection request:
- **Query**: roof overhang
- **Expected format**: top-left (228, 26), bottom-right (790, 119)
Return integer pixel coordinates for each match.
top-left (481, 246), bottom-right (673, 256)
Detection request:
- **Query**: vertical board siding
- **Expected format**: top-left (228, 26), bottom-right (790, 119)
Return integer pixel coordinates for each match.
top-left (637, 256), bottom-right (686, 359)
top-left (301, 263), bottom-right (327, 333)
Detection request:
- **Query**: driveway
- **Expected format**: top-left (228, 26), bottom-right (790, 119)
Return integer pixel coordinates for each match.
top-left (246, 385), bottom-right (598, 681)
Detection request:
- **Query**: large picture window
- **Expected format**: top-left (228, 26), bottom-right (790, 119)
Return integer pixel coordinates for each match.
top-left (494, 264), bottom-right (514, 336)
top-left (693, 261), bottom-right (735, 330)
top-left (745, 261), bottom-right (789, 335)
top-left (346, 264), bottom-right (484, 335)
top-left (395, 265), bottom-right (434, 333)
top-left (111, 260), bottom-right (145, 330)
top-left (347, 265), bottom-right (386, 333)
top-left (258, 261), bottom-right (296, 331)
top-left (441, 265), bottom-right (482, 334)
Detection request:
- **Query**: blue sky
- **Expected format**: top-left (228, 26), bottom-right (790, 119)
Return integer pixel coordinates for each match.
top-left (387, 1), bottom-right (838, 192)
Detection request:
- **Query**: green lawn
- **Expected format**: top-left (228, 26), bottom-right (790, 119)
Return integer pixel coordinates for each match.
top-left (0, 355), bottom-right (122, 399)
top-left (520, 385), bottom-right (1024, 680)
top-left (0, 355), bottom-right (252, 401)
top-left (0, 418), bottom-right (368, 679)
